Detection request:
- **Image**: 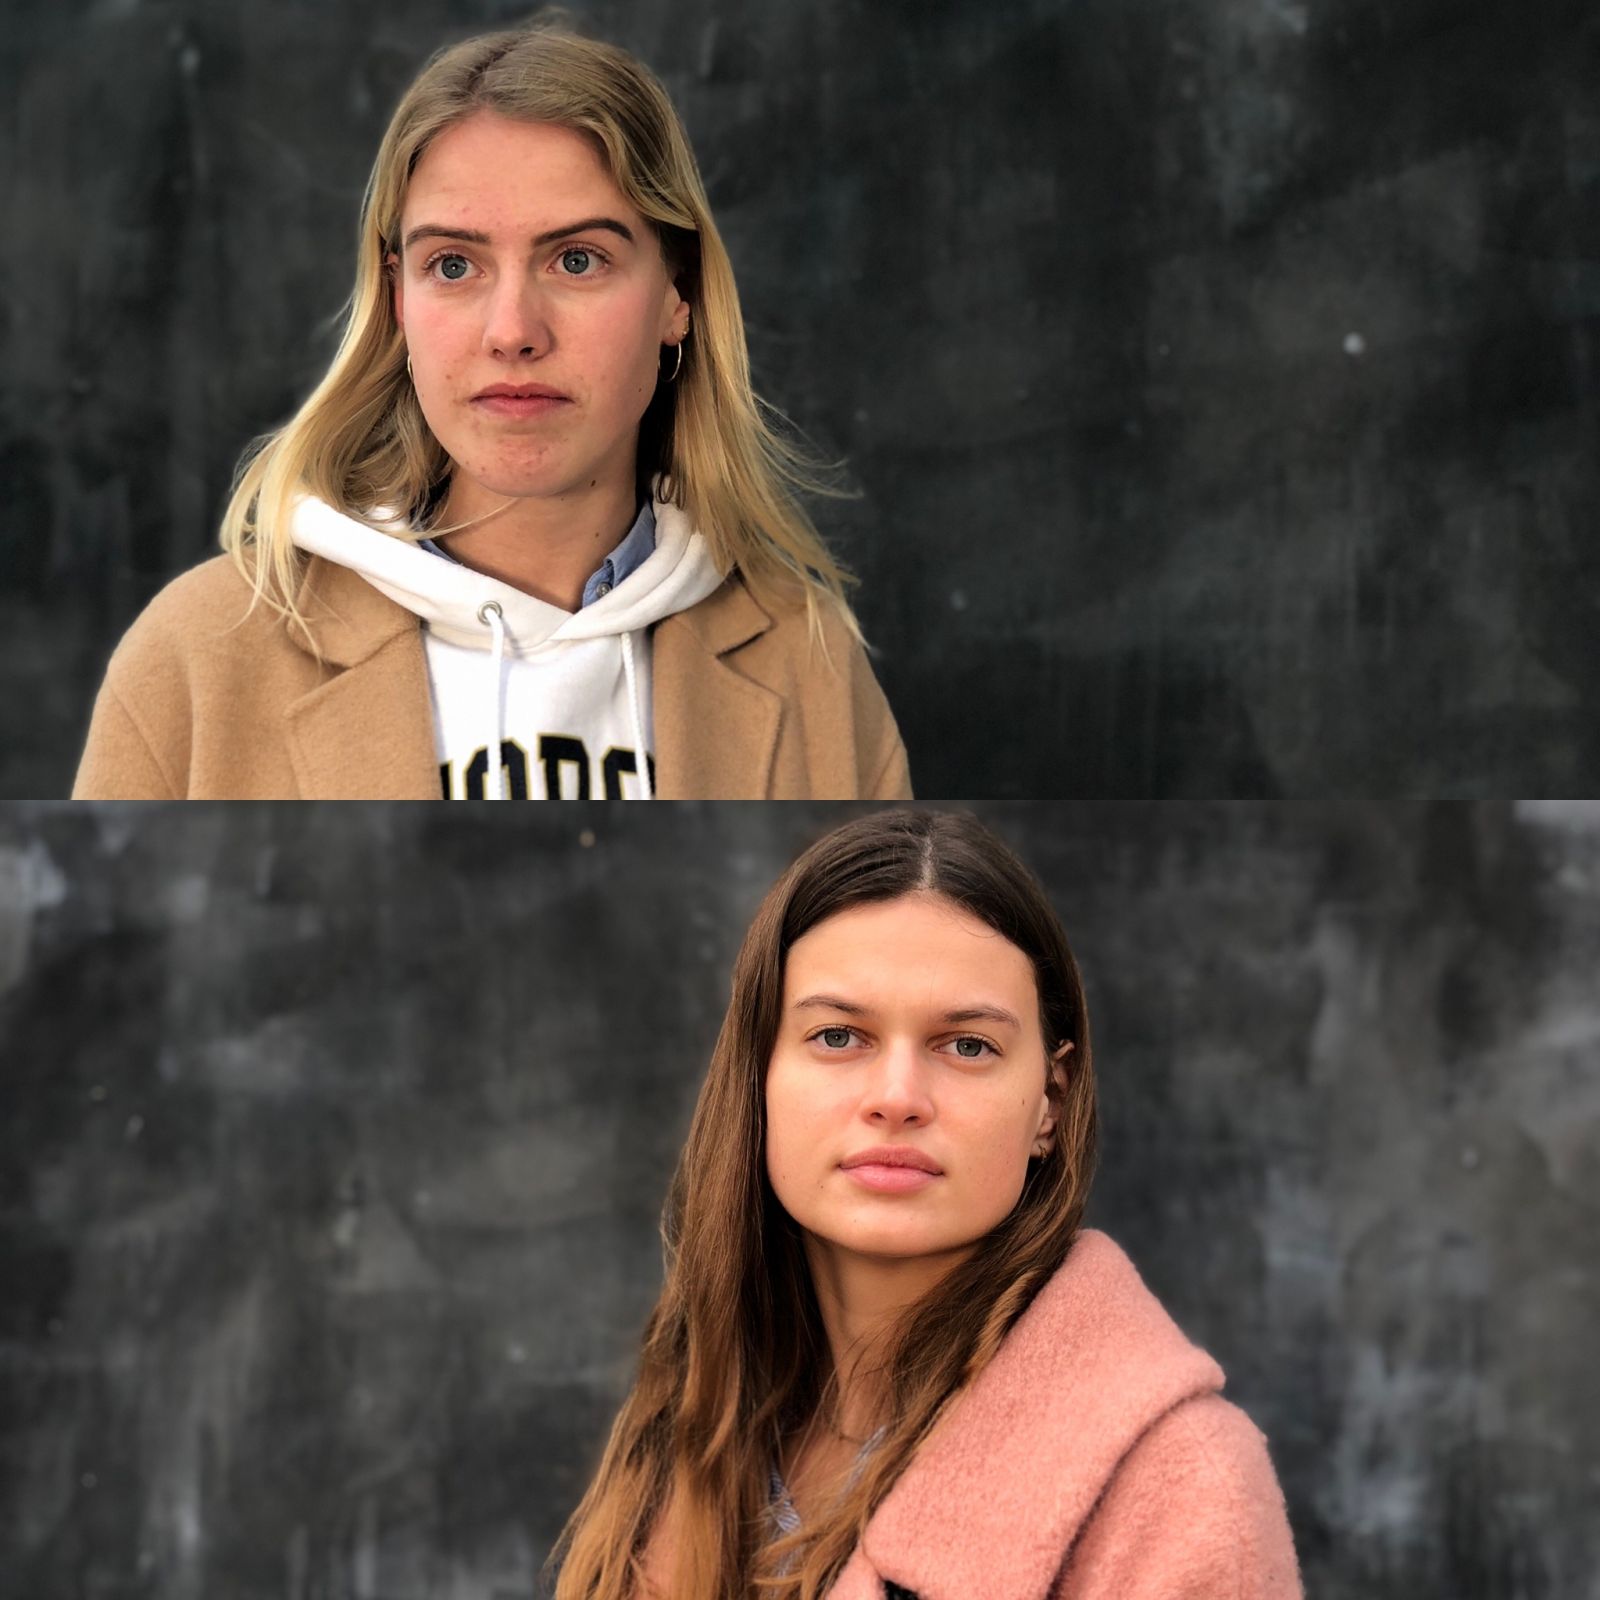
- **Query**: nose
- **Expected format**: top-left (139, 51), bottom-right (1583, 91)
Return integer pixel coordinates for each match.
top-left (481, 270), bottom-right (551, 362)
top-left (859, 1036), bottom-right (936, 1131)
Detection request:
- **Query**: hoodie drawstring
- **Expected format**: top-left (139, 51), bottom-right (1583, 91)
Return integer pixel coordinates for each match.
top-left (478, 601), bottom-right (507, 801)
top-left (476, 602), bottom-right (650, 802)
top-left (621, 630), bottom-right (653, 800)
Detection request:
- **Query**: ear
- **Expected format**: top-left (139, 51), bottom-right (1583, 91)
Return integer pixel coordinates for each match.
top-left (1032, 1041), bottom-right (1075, 1153)
top-left (386, 250), bottom-right (405, 330)
top-left (660, 275), bottom-right (690, 344)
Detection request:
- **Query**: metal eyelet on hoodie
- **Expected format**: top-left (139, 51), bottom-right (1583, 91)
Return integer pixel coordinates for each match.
top-left (470, 598), bottom-right (653, 802)
top-left (477, 601), bottom-right (508, 801)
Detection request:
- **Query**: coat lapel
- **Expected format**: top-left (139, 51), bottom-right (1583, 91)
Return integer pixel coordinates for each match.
top-left (281, 556), bottom-right (440, 799)
top-left (651, 577), bottom-right (782, 799)
top-left (846, 1231), bottom-right (1225, 1600)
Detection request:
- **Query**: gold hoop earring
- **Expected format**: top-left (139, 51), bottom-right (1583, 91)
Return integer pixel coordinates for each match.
top-left (662, 341), bottom-right (683, 384)
top-left (406, 353), bottom-right (414, 382)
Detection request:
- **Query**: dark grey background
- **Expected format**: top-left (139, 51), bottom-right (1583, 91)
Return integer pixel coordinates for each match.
top-left (3, 0), bottom-right (1599, 798)
top-left (2, 801), bottom-right (1596, 1598)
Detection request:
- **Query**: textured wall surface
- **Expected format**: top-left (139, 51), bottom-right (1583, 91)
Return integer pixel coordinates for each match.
top-left (1, 801), bottom-right (1596, 1598)
top-left (2, 0), bottom-right (1598, 797)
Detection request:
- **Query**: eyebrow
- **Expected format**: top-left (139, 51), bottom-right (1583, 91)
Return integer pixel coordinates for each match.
top-left (791, 995), bottom-right (1023, 1030)
top-left (400, 216), bottom-right (638, 253)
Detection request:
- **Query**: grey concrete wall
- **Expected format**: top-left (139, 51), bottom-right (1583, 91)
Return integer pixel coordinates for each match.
top-left (2, 0), bottom-right (1598, 797)
top-left (1, 802), bottom-right (1595, 1597)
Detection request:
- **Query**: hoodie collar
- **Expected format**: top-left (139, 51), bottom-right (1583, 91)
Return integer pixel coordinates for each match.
top-left (842, 1230), bottom-right (1226, 1600)
top-left (285, 546), bottom-right (776, 674)
top-left (286, 492), bottom-right (726, 656)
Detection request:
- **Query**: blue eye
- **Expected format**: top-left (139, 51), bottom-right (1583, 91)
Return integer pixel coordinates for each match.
top-left (428, 253), bottom-right (471, 281)
top-left (561, 247), bottom-right (593, 275)
top-left (818, 1027), bottom-right (854, 1049)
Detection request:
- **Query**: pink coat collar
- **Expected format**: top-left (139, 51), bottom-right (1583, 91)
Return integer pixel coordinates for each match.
top-left (829, 1229), bottom-right (1225, 1600)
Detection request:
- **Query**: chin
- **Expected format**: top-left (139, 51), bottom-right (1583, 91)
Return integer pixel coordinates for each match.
top-left (463, 443), bottom-right (629, 502)
top-left (837, 1226), bottom-right (965, 1263)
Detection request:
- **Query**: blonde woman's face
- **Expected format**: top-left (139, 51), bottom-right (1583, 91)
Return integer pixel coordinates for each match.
top-left (765, 893), bottom-right (1064, 1275)
top-left (392, 111), bottom-right (688, 504)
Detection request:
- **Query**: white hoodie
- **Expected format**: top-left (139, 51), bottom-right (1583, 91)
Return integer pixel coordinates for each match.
top-left (289, 493), bottom-right (726, 799)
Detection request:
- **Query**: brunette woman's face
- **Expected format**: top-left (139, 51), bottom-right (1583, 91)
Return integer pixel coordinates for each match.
top-left (391, 111), bottom-right (689, 504)
top-left (765, 893), bottom-right (1065, 1272)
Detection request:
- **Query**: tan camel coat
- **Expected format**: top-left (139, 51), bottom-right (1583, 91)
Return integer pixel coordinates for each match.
top-left (72, 554), bottom-right (912, 800)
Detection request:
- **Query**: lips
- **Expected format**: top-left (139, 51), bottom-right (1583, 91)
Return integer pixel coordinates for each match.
top-left (840, 1146), bottom-right (943, 1174)
top-left (469, 381), bottom-right (572, 420)
top-left (839, 1146), bottom-right (944, 1194)
top-left (473, 383), bottom-right (569, 401)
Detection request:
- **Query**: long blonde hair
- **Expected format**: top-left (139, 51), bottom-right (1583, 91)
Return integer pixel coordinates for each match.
top-left (220, 15), bottom-right (855, 635)
top-left (552, 810), bottom-right (1100, 1599)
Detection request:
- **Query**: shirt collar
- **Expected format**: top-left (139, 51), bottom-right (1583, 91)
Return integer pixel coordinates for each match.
top-left (581, 497), bottom-right (657, 607)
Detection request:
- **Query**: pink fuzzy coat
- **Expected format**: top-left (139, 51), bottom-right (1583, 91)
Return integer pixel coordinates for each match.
top-left (643, 1229), bottom-right (1302, 1598)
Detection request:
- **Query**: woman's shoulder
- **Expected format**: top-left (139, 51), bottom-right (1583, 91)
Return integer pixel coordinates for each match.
top-left (72, 555), bottom-right (299, 799)
top-left (668, 569), bottom-right (861, 660)
top-left (1036, 1232), bottom-right (1301, 1595)
top-left (110, 553), bottom-right (280, 664)
top-left (1149, 1389), bottom-right (1286, 1504)
top-left (1053, 1391), bottom-right (1302, 1598)
top-left (668, 575), bottom-right (911, 799)
top-left (695, 576), bottom-right (893, 712)
top-left (106, 550), bottom-right (407, 672)
top-left (857, 1233), bottom-right (1299, 1598)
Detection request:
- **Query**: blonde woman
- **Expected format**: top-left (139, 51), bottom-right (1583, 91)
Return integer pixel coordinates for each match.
top-left (73, 21), bottom-right (909, 800)
top-left (554, 810), bottom-right (1301, 1599)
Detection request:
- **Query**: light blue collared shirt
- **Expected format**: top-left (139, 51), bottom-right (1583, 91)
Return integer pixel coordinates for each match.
top-left (580, 499), bottom-right (656, 605)
top-left (417, 499), bottom-right (657, 607)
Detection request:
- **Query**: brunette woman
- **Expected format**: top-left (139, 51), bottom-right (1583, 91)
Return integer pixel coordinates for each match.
top-left (554, 809), bottom-right (1301, 1598)
top-left (73, 19), bottom-right (908, 800)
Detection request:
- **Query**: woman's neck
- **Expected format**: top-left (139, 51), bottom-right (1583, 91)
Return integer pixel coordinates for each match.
top-left (432, 471), bottom-right (639, 612)
top-left (802, 1237), bottom-right (972, 1439)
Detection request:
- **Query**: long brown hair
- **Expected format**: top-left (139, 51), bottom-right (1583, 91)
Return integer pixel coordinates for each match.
top-left (551, 810), bottom-right (1099, 1599)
